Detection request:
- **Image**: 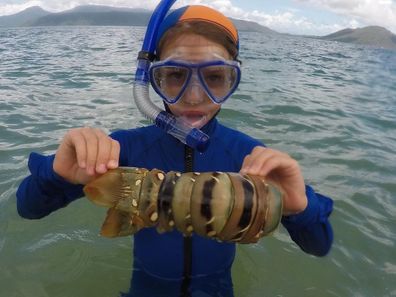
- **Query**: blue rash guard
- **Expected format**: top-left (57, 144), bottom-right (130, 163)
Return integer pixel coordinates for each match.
top-left (16, 118), bottom-right (333, 280)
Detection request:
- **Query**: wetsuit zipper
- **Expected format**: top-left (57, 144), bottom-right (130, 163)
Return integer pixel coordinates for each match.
top-left (180, 145), bottom-right (194, 297)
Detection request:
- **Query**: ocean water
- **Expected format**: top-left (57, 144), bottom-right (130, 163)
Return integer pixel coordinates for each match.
top-left (0, 26), bottom-right (395, 297)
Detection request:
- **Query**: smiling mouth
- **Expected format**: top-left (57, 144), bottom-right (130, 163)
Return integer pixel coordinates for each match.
top-left (179, 113), bottom-right (207, 128)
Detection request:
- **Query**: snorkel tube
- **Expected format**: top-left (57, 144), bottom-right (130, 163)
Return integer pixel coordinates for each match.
top-left (133, 0), bottom-right (210, 152)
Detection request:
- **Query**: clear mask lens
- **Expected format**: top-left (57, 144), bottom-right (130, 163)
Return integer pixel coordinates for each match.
top-left (199, 65), bottom-right (238, 103)
top-left (152, 66), bottom-right (191, 103)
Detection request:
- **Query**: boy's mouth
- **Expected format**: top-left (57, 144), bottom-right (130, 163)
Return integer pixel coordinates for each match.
top-left (179, 113), bottom-right (207, 128)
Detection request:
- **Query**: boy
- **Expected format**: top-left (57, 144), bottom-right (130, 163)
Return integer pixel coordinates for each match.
top-left (17, 4), bottom-right (333, 295)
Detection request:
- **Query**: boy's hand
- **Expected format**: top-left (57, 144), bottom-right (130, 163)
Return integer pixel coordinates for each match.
top-left (53, 127), bottom-right (120, 185)
top-left (240, 146), bottom-right (308, 215)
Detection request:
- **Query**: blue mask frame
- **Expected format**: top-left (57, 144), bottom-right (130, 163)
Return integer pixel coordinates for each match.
top-left (149, 59), bottom-right (241, 105)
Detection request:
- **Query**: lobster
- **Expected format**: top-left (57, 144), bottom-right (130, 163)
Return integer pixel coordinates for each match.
top-left (83, 167), bottom-right (283, 244)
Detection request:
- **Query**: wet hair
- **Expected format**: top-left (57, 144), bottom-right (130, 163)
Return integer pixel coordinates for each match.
top-left (157, 21), bottom-right (239, 60)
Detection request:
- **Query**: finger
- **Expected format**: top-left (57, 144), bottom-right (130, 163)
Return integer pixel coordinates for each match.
top-left (242, 148), bottom-right (277, 175)
top-left (258, 155), bottom-right (299, 182)
top-left (107, 139), bottom-right (120, 169)
top-left (93, 129), bottom-right (113, 174)
top-left (256, 156), bottom-right (283, 178)
top-left (68, 129), bottom-right (88, 169)
top-left (81, 127), bottom-right (99, 176)
top-left (240, 146), bottom-right (266, 173)
top-left (240, 153), bottom-right (252, 173)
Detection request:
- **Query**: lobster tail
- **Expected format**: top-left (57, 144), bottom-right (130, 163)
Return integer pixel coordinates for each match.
top-left (83, 167), bottom-right (283, 243)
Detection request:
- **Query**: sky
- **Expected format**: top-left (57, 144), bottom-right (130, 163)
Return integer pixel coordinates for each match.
top-left (0, 0), bottom-right (395, 35)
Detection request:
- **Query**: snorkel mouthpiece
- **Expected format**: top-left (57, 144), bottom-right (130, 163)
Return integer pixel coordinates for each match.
top-left (155, 111), bottom-right (210, 151)
top-left (133, 0), bottom-right (210, 152)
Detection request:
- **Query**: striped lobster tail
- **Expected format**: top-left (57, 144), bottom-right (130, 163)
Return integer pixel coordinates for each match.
top-left (84, 167), bottom-right (283, 244)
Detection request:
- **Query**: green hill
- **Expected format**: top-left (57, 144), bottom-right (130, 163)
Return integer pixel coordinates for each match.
top-left (30, 11), bottom-right (152, 27)
top-left (0, 5), bottom-right (276, 34)
top-left (321, 26), bottom-right (396, 50)
top-left (3, 4), bottom-right (394, 50)
top-left (0, 6), bottom-right (50, 27)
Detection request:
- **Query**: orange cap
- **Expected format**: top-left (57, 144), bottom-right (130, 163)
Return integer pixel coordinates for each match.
top-left (156, 5), bottom-right (239, 49)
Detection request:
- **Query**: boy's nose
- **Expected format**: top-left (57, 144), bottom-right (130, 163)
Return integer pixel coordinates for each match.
top-left (182, 74), bottom-right (205, 105)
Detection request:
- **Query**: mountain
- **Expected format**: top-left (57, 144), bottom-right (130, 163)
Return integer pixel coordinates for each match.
top-left (0, 5), bottom-right (276, 34)
top-left (0, 6), bottom-right (50, 27)
top-left (2, 5), bottom-right (395, 51)
top-left (30, 10), bottom-right (153, 27)
top-left (231, 18), bottom-right (277, 34)
top-left (321, 26), bottom-right (396, 50)
top-left (65, 5), bottom-right (149, 13)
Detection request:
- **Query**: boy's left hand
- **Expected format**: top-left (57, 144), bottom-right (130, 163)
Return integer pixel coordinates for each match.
top-left (240, 146), bottom-right (308, 216)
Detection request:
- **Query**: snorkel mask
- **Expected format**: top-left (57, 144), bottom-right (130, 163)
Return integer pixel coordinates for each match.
top-left (150, 56), bottom-right (241, 105)
top-left (133, 1), bottom-right (239, 152)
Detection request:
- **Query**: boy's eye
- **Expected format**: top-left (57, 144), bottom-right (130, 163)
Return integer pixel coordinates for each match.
top-left (168, 70), bottom-right (185, 80)
top-left (206, 73), bottom-right (225, 83)
top-left (164, 68), bottom-right (188, 84)
top-left (203, 69), bottom-right (228, 87)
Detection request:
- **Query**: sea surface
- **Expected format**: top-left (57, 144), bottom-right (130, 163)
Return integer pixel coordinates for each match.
top-left (0, 26), bottom-right (395, 297)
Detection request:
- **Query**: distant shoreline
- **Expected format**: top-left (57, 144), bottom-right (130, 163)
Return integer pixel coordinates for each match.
top-left (1, 5), bottom-right (395, 50)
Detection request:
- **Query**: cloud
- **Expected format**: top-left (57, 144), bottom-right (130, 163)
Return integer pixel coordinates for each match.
top-left (193, 0), bottom-right (396, 34)
top-left (1, 0), bottom-right (395, 35)
top-left (244, 11), bottom-right (348, 35)
top-left (0, 0), bottom-right (43, 15)
top-left (192, 0), bottom-right (396, 34)
top-left (156, 0), bottom-right (327, 34)
top-left (294, 0), bottom-right (396, 32)
top-left (171, 0), bottom-right (347, 35)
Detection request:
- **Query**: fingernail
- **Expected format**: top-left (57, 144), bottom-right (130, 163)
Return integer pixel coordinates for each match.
top-left (97, 164), bottom-right (107, 173)
top-left (108, 160), bottom-right (118, 168)
top-left (240, 167), bottom-right (249, 174)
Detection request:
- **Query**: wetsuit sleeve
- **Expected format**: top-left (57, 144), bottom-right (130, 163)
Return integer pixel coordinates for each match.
top-left (281, 185), bottom-right (334, 256)
top-left (16, 152), bottom-right (83, 219)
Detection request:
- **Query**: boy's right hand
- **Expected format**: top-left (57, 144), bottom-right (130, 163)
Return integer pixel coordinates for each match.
top-left (53, 127), bottom-right (120, 185)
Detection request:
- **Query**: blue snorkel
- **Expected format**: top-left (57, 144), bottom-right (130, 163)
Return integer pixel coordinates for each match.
top-left (133, 0), bottom-right (210, 152)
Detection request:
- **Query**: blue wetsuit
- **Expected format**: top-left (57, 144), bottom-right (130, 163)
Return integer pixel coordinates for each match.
top-left (16, 118), bottom-right (333, 280)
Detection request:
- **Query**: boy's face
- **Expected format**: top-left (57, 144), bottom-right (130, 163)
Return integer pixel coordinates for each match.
top-left (160, 34), bottom-right (232, 128)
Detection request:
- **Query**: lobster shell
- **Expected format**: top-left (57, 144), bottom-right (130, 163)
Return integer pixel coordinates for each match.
top-left (84, 167), bottom-right (283, 244)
